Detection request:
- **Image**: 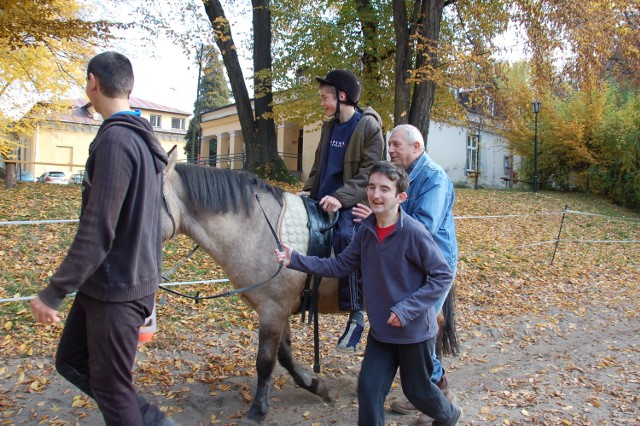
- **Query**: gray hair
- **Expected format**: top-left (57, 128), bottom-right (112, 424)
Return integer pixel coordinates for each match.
top-left (391, 124), bottom-right (425, 151)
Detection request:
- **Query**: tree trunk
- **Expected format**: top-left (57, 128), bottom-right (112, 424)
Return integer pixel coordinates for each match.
top-left (392, 0), bottom-right (412, 125)
top-left (249, 0), bottom-right (280, 171)
top-left (202, 1), bottom-right (255, 154)
top-left (393, 0), bottom-right (452, 140)
top-left (4, 162), bottom-right (16, 189)
top-left (203, 0), bottom-right (289, 178)
top-left (408, 0), bottom-right (446, 142)
top-left (355, 0), bottom-right (387, 108)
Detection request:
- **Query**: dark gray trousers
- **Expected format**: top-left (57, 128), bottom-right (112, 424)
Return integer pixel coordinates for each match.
top-left (358, 333), bottom-right (457, 426)
top-left (55, 292), bottom-right (164, 426)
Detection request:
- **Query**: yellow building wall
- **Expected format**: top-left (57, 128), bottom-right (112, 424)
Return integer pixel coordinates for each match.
top-left (200, 106), bottom-right (325, 183)
top-left (26, 111), bottom-right (188, 179)
top-left (32, 123), bottom-right (97, 177)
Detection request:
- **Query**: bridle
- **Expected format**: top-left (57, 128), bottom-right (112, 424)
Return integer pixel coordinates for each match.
top-left (162, 188), bottom-right (177, 240)
top-left (159, 191), bottom-right (284, 303)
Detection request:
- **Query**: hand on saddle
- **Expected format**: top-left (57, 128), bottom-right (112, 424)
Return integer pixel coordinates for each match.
top-left (352, 202), bottom-right (372, 223)
top-left (274, 243), bottom-right (293, 266)
top-left (319, 195), bottom-right (342, 213)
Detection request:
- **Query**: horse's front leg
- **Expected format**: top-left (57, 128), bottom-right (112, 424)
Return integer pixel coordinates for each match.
top-left (241, 316), bottom-right (283, 424)
top-left (277, 321), bottom-right (332, 402)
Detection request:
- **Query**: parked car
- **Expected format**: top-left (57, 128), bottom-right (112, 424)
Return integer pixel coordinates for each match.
top-left (16, 171), bottom-right (35, 182)
top-left (37, 171), bottom-right (68, 184)
top-left (70, 170), bottom-right (85, 184)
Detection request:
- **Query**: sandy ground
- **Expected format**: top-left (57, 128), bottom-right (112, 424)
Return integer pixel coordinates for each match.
top-left (2, 292), bottom-right (638, 426)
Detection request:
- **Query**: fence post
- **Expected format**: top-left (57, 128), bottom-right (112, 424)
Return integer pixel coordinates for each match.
top-left (550, 204), bottom-right (569, 265)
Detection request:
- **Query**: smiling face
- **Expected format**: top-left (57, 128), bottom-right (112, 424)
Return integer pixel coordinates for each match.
top-left (366, 172), bottom-right (407, 218)
top-left (318, 85), bottom-right (339, 117)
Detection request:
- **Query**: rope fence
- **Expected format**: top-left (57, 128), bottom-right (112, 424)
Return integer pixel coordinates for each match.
top-left (1, 206), bottom-right (638, 304)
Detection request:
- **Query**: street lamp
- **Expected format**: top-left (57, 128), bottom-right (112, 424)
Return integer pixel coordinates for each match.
top-left (532, 100), bottom-right (541, 193)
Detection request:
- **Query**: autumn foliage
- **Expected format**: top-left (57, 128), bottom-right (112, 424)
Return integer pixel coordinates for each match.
top-left (0, 181), bottom-right (639, 423)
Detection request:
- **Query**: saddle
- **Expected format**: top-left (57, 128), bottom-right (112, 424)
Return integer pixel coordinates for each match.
top-left (298, 196), bottom-right (338, 373)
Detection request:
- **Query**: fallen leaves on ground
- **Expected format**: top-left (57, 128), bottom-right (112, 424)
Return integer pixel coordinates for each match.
top-left (1, 182), bottom-right (639, 425)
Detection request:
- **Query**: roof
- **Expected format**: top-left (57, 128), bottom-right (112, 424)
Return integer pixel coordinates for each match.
top-left (128, 97), bottom-right (191, 115)
top-left (46, 98), bottom-right (191, 127)
top-left (71, 97), bottom-right (190, 116)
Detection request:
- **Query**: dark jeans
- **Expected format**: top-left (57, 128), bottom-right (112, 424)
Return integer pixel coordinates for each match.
top-left (55, 292), bottom-right (164, 426)
top-left (333, 208), bottom-right (363, 312)
top-left (358, 334), bottom-right (457, 426)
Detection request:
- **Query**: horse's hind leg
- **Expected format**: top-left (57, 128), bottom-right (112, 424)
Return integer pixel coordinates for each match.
top-left (277, 321), bottom-right (332, 403)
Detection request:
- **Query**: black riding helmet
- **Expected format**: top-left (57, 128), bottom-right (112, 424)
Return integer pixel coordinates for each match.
top-left (316, 70), bottom-right (362, 120)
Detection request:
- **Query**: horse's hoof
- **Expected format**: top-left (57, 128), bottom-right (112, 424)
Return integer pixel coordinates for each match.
top-left (237, 418), bottom-right (261, 426)
top-left (240, 409), bottom-right (265, 426)
top-left (314, 377), bottom-right (333, 403)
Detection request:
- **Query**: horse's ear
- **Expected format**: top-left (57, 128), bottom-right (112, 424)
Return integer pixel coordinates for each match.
top-left (165, 145), bottom-right (178, 176)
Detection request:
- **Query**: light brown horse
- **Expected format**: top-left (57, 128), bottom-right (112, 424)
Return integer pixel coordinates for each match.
top-left (160, 148), bottom-right (457, 424)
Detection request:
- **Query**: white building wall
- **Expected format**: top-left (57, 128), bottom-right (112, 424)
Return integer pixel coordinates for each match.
top-left (426, 120), bottom-right (513, 189)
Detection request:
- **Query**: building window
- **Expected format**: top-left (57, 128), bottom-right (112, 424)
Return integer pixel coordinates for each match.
top-left (466, 133), bottom-right (479, 174)
top-left (171, 117), bottom-right (185, 130)
top-left (503, 155), bottom-right (512, 176)
top-left (150, 115), bottom-right (161, 127)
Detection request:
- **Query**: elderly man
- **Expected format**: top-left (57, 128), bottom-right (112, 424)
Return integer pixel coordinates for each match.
top-left (355, 124), bottom-right (459, 416)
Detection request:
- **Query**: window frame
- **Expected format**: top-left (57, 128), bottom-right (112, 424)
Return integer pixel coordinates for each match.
top-left (466, 133), bottom-right (479, 174)
top-left (171, 117), bottom-right (185, 130)
top-left (150, 114), bottom-right (161, 127)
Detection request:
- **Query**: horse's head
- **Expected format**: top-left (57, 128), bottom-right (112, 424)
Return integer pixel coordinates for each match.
top-left (161, 146), bottom-right (181, 241)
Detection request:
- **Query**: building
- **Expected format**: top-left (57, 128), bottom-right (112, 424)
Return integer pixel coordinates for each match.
top-left (16, 97), bottom-right (191, 178)
top-left (199, 101), bottom-right (518, 189)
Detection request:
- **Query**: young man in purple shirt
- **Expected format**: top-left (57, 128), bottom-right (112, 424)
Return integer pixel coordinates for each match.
top-left (277, 161), bottom-right (461, 426)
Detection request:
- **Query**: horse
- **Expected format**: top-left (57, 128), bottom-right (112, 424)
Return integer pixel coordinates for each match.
top-left (160, 148), bottom-right (458, 424)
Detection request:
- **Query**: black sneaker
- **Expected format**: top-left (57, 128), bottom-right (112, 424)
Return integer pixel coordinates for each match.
top-left (337, 320), bottom-right (364, 352)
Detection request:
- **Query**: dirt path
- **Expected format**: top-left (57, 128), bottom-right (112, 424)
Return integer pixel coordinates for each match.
top-left (2, 290), bottom-right (638, 425)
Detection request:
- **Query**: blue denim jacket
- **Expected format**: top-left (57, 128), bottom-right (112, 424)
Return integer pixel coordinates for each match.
top-left (402, 153), bottom-right (458, 269)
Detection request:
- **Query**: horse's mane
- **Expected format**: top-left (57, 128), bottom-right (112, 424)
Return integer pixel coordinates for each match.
top-left (174, 163), bottom-right (284, 216)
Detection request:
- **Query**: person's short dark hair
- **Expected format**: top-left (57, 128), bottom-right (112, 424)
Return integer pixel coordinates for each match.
top-left (369, 161), bottom-right (409, 194)
top-left (316, 69), bottom-right (361, 106)
top-left (87, 51), bottom-right (134, 99)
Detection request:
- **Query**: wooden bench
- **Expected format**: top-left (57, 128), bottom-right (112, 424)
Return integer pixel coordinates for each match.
top-left (501, 177), bottom-right (532, 188)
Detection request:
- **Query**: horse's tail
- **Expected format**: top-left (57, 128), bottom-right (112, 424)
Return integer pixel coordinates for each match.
top-left (438, 284), bottom-right (460, 357)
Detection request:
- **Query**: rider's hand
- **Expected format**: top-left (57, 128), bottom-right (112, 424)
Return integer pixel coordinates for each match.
top-left (319, 195), bottom-right (342, 213)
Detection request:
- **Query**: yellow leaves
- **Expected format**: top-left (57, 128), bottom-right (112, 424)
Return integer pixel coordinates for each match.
top-left (241, 389), bottom-right (252, 403)
top-left (71, 395), bottom-right (91, 408)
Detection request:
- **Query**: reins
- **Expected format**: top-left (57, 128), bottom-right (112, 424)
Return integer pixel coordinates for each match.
top-left (159, 192), bottom-right (283, 303)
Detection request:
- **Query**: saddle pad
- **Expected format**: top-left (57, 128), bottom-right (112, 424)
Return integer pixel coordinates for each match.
top-left (279, 193), bottom-right (310, 255)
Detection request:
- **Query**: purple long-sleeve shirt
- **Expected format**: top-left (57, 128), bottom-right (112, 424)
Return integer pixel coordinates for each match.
top-left (289, 209), bottom-right (452, 344)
